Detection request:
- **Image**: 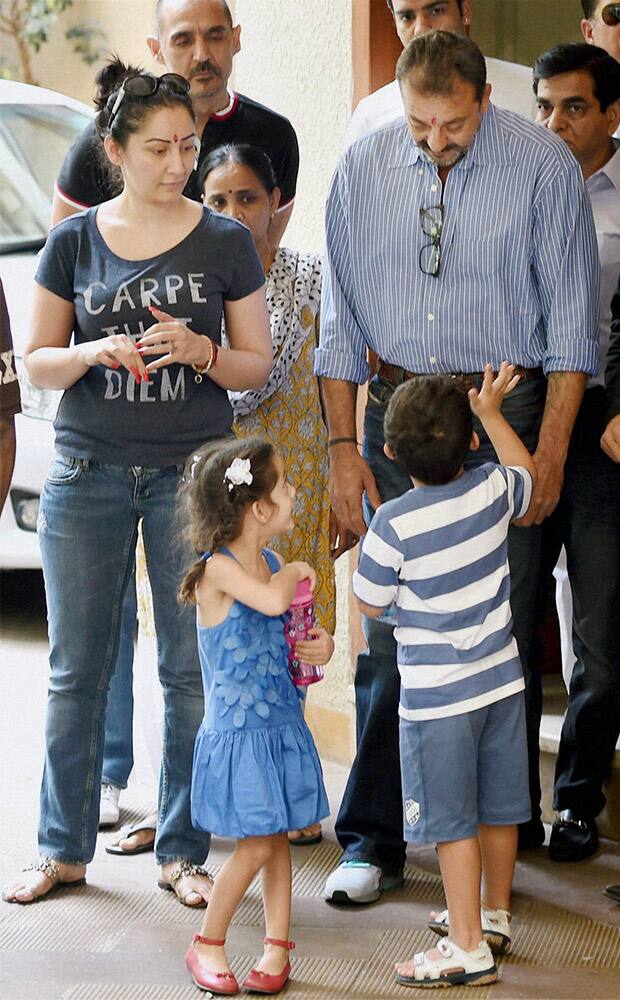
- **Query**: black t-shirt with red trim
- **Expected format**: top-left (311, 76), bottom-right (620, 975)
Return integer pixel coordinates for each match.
top-left (56, 92), bottom-right (299, 210)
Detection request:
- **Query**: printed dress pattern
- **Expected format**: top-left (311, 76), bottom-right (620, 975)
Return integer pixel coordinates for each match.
top-left (230, 249), bottom-right (335, 631)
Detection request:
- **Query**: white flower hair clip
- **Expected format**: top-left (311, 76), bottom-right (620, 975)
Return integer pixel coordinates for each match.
top-left (189, 453), bottom-right (202, 480)
top-left (224, 457), bottom-right (253, 492)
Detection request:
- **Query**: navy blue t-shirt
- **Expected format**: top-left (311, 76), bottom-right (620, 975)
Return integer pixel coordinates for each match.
top-left (35, 206), bottom-right (264, 467)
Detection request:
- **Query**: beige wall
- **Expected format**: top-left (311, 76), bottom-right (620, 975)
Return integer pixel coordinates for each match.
top-left (232, 0), bottom-right (352, 252)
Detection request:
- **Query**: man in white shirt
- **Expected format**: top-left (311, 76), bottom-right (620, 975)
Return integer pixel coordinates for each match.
top-left (581, 0), bottom-right (620, 61)
top-left (346, 0), bottom-right (534, 146)
top-left (533, 42), bottom-right (620, 864)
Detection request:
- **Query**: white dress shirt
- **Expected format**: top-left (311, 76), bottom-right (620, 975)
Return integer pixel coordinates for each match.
top-left (586, 141), bottom-right (620, 387)
top-left (554, 142), bottom-right (620, 690)
top-left (345, 57), bottom-right (535, 148)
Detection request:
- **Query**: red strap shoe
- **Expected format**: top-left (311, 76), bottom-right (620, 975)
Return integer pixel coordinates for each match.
top-left (185, 934), bottom-right (240, 995)
top-left (242, 938), bottom-right (295, 995)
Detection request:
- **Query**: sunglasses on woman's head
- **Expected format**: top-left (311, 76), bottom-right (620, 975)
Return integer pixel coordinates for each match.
top-left (108, 73), bottom-right (190, 127)
top-left (601, 3), bottom-right (620, 25)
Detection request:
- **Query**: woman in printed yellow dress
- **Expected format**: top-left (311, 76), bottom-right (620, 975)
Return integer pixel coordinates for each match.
top-left (200, 143), bottom-right (346, 844)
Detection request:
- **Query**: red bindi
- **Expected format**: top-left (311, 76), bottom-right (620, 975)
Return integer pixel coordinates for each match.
top-left (431, 117), bottom-right (438, 126)
top-left (172, 134), bottom-right (179, 143)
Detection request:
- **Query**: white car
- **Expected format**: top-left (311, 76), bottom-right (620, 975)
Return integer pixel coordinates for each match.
top-left (0, 80), bottom-right (92, 568)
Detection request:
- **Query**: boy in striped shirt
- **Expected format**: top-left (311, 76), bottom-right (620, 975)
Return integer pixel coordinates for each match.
top-left (353, 363), bottom-right (535, 989)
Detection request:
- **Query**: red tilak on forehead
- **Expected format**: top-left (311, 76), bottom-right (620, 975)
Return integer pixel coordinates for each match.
top-left (431, 117), bottom-right (438, 126)
top-left (172, 134), bottom-right (179, 142)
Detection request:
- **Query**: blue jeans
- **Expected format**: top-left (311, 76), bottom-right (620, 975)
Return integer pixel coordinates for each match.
top-left (334, 373), bottom-right (546, 872)
top-left (37, 456), bottom-right (209, 865)
top-left (101, 573), bottom-right (136, 790)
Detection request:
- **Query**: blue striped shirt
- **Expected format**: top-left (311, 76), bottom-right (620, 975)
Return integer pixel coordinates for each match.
top-left (352, 463), bottom-right (532, 721)
top-left (315, 104), bottom-right (600, 383)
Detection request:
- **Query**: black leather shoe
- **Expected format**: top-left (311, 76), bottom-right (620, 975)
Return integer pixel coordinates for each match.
top-left (603, 884), bottom-right (620, 904)
top-left (517, 817), bottom-right (545, 851)
top-left (548, 810), bottom-right (599, 862)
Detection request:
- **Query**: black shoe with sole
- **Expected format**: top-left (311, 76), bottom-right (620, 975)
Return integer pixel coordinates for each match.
top-left (603, 884), bottom-right (620, 904)
top-left (548, 810), bottom-right (598, 862)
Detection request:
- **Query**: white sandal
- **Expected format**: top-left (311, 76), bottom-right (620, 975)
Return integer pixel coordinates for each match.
top-left (429, 907), bottom-right (512, 955)
top-left (395, 938), bottom-right (498, 988)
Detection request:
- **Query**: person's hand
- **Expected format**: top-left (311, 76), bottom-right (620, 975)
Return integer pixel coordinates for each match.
top-left (294, 626), bottom-right (335, 665)
top-left (468, 362), bottom-right (522, 419)
top-left (328, 507), bottom-right (358, 560)
top-left (77, 333), bottom-right (149, 382)
top-left (517, 448), bottom-right (564, 526)
top-left (137, 306), bottom-right (211, 372)
top-left (601, 414), bottom-right (620, 463)
top-left (329, 444), bottom-right (381, 537)
top-left (288, 562), bottom-right (316, 591)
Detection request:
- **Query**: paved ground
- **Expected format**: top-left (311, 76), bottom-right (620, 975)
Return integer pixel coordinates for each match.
top-left (1, 571), bottom-right (619, 1000)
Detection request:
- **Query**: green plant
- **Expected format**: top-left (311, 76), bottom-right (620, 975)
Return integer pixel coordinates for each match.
top-left (0, 0), bottom-right (107, 84)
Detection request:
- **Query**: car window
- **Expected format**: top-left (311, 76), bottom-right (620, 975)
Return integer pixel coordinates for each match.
top-left (0, 104), bottom-right (90, 252)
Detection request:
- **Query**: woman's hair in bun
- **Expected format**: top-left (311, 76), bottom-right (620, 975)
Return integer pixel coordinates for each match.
top-left (94, 55), bottom-right (194, 148)
top-left (93, 55), bottom-right (145, 111)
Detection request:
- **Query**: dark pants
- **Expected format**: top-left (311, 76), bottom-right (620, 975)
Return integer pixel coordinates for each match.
top-left (538, 388), bottom-right (620, 818)
top-left (334, 372), bottom-right (546, 871)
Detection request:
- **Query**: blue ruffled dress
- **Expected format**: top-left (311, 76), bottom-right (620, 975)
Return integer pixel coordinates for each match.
top-left (191, 548), bottom-right (329, 839)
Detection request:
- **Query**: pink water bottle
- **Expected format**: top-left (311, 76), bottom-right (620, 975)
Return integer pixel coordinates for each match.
top-left (285, 578), bottom-right (324, 686)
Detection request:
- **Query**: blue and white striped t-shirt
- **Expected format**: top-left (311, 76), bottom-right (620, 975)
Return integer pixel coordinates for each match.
top-left (353, 463), bottom-right (532, 722)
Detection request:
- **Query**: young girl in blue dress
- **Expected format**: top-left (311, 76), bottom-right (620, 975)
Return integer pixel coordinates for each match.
top-left (179, 436), bottom-right (333, 996)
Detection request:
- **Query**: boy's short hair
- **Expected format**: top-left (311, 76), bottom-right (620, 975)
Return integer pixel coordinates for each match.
top-left (384, 376), bottom-right (473, 485)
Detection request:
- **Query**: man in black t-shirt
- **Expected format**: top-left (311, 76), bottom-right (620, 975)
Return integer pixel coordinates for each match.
top-left (53, 0), bottom-right (299, 248)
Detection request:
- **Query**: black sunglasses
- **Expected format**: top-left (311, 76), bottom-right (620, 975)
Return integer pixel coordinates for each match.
top-left (108, 73), bottom-right (190, 127)
top-left (601, 3), bottom-right (620, 25)
top-left (419, 204), bottom-right (444, 277)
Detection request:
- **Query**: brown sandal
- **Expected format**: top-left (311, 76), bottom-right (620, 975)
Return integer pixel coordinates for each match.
top-left (288, 823), bottom-right (323, 846)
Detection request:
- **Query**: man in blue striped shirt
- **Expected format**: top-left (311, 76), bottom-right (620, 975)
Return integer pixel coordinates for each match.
top-left (317, 30), bottom-right (599, 906)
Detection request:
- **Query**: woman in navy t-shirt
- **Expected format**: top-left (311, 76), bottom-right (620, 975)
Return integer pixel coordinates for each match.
top-left (3, 69), bottom-right (271, 906)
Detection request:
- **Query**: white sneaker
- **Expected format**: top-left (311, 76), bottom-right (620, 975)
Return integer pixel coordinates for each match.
top-left (396, 938), bottom-right (498, 988)
top-left (99, 783), bottom-right (121, 828)
top-left (324, 860), bottom-right (403, 904)
top-left (429, 907), bottom-right (512, 955)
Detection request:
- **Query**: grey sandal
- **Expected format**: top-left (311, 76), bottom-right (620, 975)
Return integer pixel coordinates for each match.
top-left (105, 822), bottom-right (156, 856)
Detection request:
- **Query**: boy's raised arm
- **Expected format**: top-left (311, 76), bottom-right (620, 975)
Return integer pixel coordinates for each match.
top-left (468, 363), bottom-right (536, 480)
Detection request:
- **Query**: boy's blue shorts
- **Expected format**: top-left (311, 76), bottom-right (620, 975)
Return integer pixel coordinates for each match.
top-left (399, 692), bottom-right (531, 844)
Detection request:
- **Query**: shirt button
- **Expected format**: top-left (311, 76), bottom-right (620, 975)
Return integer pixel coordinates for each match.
top-left (428, 313), bottom-right (434, 321)
top-left (431, 184), bottom-right (438, 192)
top-left (418, 168), bottom-right (424, 175)
top-left (430, 356), bottom-right (436, 364)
